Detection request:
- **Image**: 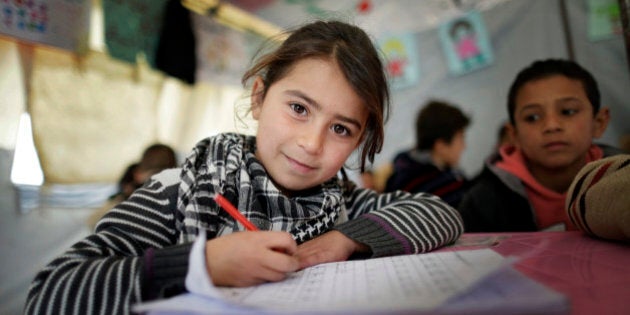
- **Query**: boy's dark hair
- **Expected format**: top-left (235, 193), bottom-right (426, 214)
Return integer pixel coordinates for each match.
top-left (507, 59), bottom-right (600, 125)
top-left (242, 20), bottom-right (389, 172)
top-left (415, 100), bottom-right (470, 150)
top-left (139, 143), bottom-right (177, 172)
top-left (118, 143), bottom-right (177, 198)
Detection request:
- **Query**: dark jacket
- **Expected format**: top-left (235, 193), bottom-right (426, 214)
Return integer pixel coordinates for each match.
top-left (457, 144), bottom-right (624, 232)
top-left (385, 150), bottom-right (469, 208)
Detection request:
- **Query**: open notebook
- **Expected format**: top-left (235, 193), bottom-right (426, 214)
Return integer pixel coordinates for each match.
top-left (133, 247), bottom-right (568, 314)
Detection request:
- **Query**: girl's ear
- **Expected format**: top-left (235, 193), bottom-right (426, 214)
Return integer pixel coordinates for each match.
top-left (251, 76), bottom-right (265, 120)
top-left (592, 106), bottom-right (610, 138)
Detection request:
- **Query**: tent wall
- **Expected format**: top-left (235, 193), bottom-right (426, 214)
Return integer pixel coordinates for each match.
top-left (252, 0), bottom-right (630, 176)
top-left (0, 0), bottom-right (628, 184)
top-left (375, 0), bottom-right (572, 175)
top-left (370, 0), bottom-right (629, 175)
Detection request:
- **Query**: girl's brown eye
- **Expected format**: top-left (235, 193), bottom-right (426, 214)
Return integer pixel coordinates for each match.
top-left (332, 124), bottom-right (350, 136)
top-left (290, 103), bottom-right (307, 115)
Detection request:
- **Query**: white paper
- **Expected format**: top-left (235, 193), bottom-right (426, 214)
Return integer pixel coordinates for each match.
top-left (218, 249), bottom-right (504, 313)
top-left (184, 230), bottom-right (223, 299)
top-left (135, 248), bottom-right (508, 314)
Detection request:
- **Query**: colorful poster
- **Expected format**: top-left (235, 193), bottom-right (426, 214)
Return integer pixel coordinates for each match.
top-left (378, 33), bottom-right (420, 90)
top-left (438, 10), bottom-right (494, 76)
top-left (0, 0), bottom-right (91, 53)
top-left (587, 0), bottom-right (621, 41)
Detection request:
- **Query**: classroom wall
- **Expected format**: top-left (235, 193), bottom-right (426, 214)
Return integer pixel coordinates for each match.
top-left (1, 0), bottom-right (628, 184)
top-left (567, 1), bottom-right (630, 150)
top-left (254, 0), bottom-right (630, 177)
top-left (0, 40), bottom-right (26, 150)
top-left (375, 0), bottom-right (629, 176)
top-left (0, 43), bottom-right (250, 184)
top-left (388, 0), bottom-right (630, 175)
top-left (375, 0), bottom-right (571, 176)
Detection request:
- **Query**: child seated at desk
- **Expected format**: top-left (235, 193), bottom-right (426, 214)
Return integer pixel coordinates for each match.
top-left (25, 20), bottom-right (463, 315)
top-left (566, 154), bottom-right (630, 243)
top-left (458, 59), bottom-right (623, 232)
top-left (86, 143), bottom-right (178, 229)
top-left (384, 99), bottom-right (471, 208)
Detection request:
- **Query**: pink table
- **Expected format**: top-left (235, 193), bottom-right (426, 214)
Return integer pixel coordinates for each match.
top-left (451, 231), bottom-right (630, 315)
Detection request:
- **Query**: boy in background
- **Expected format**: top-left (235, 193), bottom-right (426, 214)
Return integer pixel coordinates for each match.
top-left (117, 143), bottom-right (177, 199)
top-left (385, 100), bottom-right (471, 207)
top-left (458, 59), bottom-right (620, 232)
top-left (86, 143), bottom-right (177, 229)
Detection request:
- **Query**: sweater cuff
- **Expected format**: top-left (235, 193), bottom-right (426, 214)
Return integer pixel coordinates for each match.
top-left (142, 242), bottom-right (193, 301)
top-left (333, 215), bottom-right (406, 258)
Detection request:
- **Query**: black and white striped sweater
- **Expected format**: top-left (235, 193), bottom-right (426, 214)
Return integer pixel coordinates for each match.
top-left (25, 133), bottom-right (463, 315)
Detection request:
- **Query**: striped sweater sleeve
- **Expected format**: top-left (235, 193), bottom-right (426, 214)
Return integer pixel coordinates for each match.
top-left (24, 169), bottom-right (184, 315)
top-left (334, 186), bottom-right (464, 257)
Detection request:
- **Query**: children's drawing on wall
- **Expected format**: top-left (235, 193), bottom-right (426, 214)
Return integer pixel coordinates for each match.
top-left (587, 0), bottom-right (621, 41)
top-left (286, 0), bottom-right (371, 20)
top-left (378, 33), bottom-right (420, 90)
top-left (0, 0), bottom-right (91, 53)
top-left (439, 10), bottom-right (493, 76)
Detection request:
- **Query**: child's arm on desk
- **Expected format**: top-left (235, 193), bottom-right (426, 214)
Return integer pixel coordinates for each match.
top-left (295, 183), bottom-right (463, 269)
top-left (295, 230), bottom-right (370, 270)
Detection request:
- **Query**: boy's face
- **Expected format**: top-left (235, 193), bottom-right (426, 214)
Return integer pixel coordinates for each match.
top-left (510, 75), bottom-right (608, 171)
top-left (435, 130), bottom-right (466, 168)
top-left (251, 58), bottom-right (367, 194)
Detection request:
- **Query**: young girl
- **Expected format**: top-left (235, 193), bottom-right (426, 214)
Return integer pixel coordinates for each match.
top-left (25, 20), bottom-right (463, 315)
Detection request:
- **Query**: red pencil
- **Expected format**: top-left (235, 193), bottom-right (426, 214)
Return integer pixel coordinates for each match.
top-left (213, 193), bottom-right (259, 231)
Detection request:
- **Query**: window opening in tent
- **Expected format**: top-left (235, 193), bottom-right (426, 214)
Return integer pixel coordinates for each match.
top-left (11, 112), bottom-right (44, 186)
top-left (10, 112), bottom-right (44, 213)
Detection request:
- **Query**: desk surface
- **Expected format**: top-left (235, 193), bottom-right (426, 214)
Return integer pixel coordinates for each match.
top-left (450, 231), bottom-right (630, 315)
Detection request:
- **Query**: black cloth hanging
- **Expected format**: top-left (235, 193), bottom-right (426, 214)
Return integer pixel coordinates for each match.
top-left (155, 0), bottom-right (197, 84)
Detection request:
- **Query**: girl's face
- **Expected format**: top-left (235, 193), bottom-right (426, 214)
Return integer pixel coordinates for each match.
top-left (510, 75), bottom-right (608, 172)
top-left (251, 58), bottom-right (368, 194)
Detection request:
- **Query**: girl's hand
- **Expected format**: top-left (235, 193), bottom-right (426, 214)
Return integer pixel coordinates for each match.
top-left (205, 231), bottom-right (299, 287)
top-left (294, 231), bottom-right (370, 270)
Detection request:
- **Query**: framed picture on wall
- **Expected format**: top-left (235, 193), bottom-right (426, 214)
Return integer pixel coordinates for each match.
top-left (587, 0), bottom-right (622, 41)
top-left (438, 10), bottom-right (494, 76)
top-left (0, 0), bottom-right (91, 53)
top-left (378, 32), bottom-right (421, 90)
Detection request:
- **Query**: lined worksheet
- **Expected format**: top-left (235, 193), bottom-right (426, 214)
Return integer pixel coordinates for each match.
top-left (218, 249), bottom-right (505, 313)
top-left (134, 242), bottom-right (570, 314)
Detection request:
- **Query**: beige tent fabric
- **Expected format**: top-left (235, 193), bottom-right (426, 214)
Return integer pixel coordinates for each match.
top-left (30, 48), bottom-right (164, 183)
top-left (175, 82), bottom-right (252, 152)
top-left (0, 39), bottom-right (26, 149)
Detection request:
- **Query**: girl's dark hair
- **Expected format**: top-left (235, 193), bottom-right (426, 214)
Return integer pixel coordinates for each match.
top-left (507, 59), bottom-right (600, 125)
top-left (242, 20), bottom-right (390, 172)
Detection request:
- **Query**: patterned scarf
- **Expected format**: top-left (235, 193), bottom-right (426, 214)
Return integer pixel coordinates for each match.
top-left (176, 133), bottom-right (344, 244)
